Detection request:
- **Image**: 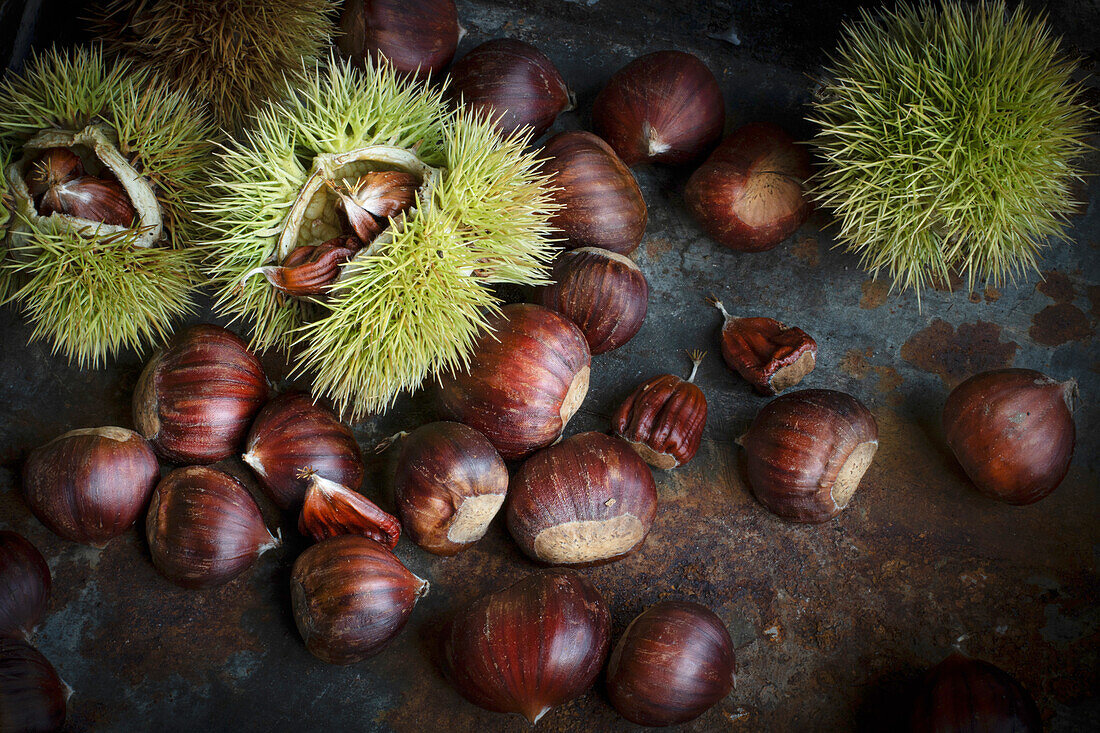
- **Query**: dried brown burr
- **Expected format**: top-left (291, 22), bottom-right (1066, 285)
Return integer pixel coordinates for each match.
top-left (711, 298), bottom-right (816, 394)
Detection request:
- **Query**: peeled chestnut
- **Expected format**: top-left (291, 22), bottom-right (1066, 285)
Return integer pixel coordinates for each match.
top-left (943, 369), bottom-right (1076, 505)
top-left (593, 50), bottom-right (725, 167)
top-left (338, 0), bottom-right (461, 79)
top-left (134, 324), bottom-right (269, 464)
top-left (443, 569), bottom-right (610, 724)
top-left (146, 467), bottom-right (279, 589)
top-left (242, 391), bottom-right (364, 510)
top-left (507, 432), bottom-right (657, 565)
top-left (909, 653), bottom-right (1041, 732)
top-left (686, 122), bottom-right (813, 252)
top-left (436, 303), bottom-right (591, 460)
top-left (536, 247), bottom-right (648, 355)
top-left (712, 298), bottom-right (817, 394)
top-left (298, 474), bottom-right (401, 548)
top-left (0, 638), bottom-right (66, 733)
top-left (541, 131), bottom-right (647, 254)
top-left (448, 39), bottom-right (574, 139)
top-left (739, 389), bottom-right (878, 523)
top-left (0, 532), bottom-right (51, 640)
top-left (393, 422), bottom-right (508, 556)
top-left (606, 601), bottom-right (735, 727)
top-left (291, 535), bottom-right (428, 665)
top-left (22, 427), bottom-right (160, 546)
top-left (612, 351), bottom-right (708, 469)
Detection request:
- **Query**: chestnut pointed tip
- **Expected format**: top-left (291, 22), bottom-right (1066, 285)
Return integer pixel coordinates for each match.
top-left (240, 450), bottom-right (266, 476)
top-left (526, 704), bottom-right (552, 725)
top-left (1062, 378), bottom-right (1079, 413)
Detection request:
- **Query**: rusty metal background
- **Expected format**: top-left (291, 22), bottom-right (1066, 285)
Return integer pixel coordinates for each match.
top-left (1, 1), bottom-right (1098, 730)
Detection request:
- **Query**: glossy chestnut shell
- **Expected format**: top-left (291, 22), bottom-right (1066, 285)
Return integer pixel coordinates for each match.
top-left (909, 653), bottom-right (1041, 732)
top-left (612, 361), bottom-right (707, 469)
top-left (0, 638), bottom-right (66, 733)
top-left (338, 0), bottom-right (461, 79)
top-left (713, 299), bottom-right (817, 395)
top-left (298, 474), bottom-right (401, 548)
top-left (0, 532), bottom-right (51, 640)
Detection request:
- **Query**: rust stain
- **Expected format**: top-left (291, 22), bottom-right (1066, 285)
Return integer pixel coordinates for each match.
top-left (791, 236), bottom-right (820, 267)
top-left (840, 348), bottom-right (871, 379)
top-left (1087, 285), bottom-right (1100, 316)
top-left (644, 237), bottom-right (674, 260)
top-left (929, 270), bottom-right (965, 292)
top-left (1030, 304), bottom-right (1093, 347)
top-left (840, 348), bottom-right (903, 403)
top-left (968, 291), bottom-right (982, 303)
top-left (1037, 271), bottom-right (1075, 303)
top-left (901, 319), bottom-right (1017, 387)
top-left (984, 287), bottom-right (1001, 303)
top-left (859, 280), bottom-right (889, 310)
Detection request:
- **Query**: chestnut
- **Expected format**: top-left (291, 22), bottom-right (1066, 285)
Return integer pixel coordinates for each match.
top-left (606, 601), bottom-right (735, 727)
top-left (535, 247), bottom-right (649, 355)
top-left (338, 0), bottom-right (462, 80)
top-left (909, 653), bottom-right (1041, 732)
top-left (739, 389), bottom-right (878, 523)
top-left (38, 175), bottom-right (136, 226)
top-left (291, 535), bottom-right (428, 665)
top-left (0, 532), bottom-right (51, 640)
top-left (943, 368), bottom-right (1076, 505)
top-left (686, 122), bottom-right (813, 252)
top-left (242, 391), bottom-right (364, 511)
top-left (393, 422), bottom-right (508, 556)
top-left (541, 131), bottom-right (647, 254)
top-left (507, 432), bottom-right (657, 565)
top-left (298, 474), bottom-right (401, 548)
top-left (436, 303), bottom-right (591, 460)
top-left (0, 638), bottom-right (67, 733)
top-left (23, 147), bottom-right (83, 199)
top-left (442, 569), bottom-right (610, 724)
top-left (133, 324), bottom-right (269, 464)
top-left (712, 298), bottom-right (817, 394)
top-left (145, 467), bottom-right (279, 589)
top-left (593, 50), bottom-right (725, 167)
top-left (612, 350), bottom-right (708, 469)
top-left (448, 39), bottom-right (573, 139)
top-left (22, 427), bottom-right (160, 546)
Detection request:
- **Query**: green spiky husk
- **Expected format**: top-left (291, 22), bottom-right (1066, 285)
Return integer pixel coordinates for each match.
top-left (204, 57), bottom-right (559, 418)
top-left (92, 0), bottom-right (338, 130)
top-left (809, 0), bottom-right (1090, 293)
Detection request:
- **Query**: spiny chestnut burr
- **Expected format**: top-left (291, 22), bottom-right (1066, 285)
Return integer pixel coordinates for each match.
top-left (943, 368), bottom-right (1077, 505)
top-left (146, 467), bottom-right (279, 589)
top-left (242, 391), bottom-right (364, 511)
top-left (338, 0), bottom-right (462, 80)
top-left (536, 247), bottom-right (649, 355)
top-left (298, 474), bottom-right (401, 548)
top-left (612, 351), bottom-right (708, 469)
top-left (739, 389), bottom-right (878, 523)
top-left (0, 638), bottom-right (67, 733)
top-left (448, 39), bottom-right (574, 139)
top-left (541, 131), bottom-right (647, 254)
top-left (22, 427), bottom-right (160, 546)
top-left (593, 50), bottom-right (725, 167)
top-left (291, 535), bottom-right (428, 665)
top-left (712, 298), bottom-right (817, 394)
top-left (0, 532), bottom-right (51, 640)
top-left (909, 653), bottom-right (1041, 733)
top-left (606, 601), bottom-right (735, 727)
top-left (686, 122), bottom-right (813, 252)
top-left (442, 569), bottom-right (610, 724)
top-left (436, 303), bottom-right (591, 460)
top-left (393, 422), bottom-right (508, 556)
top-left (507, 432), bottom-right (657, 565)
top-left (134, 324), bottom-right (269, 464)
top-left (37, 176), bottom-right (136, 226)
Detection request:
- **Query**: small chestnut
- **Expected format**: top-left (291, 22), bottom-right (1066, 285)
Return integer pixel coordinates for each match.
top-left (134, 324), bottom-right (269, 464)
top-left (943, 368), bottom-right (1076, 505)
top-left (739, 389), bottom-right (878, 523)
top-left (291, 535), bottom-right (428, 665)
top-left (909, 653), bottom-right (1041, 732)
top-left (0, 638), bottom-right (67, 733)
top-left (606, 601), bottom-right (735, 727)
top-left (22, 427), bottom-right (160, 546)
top-left (0, 531), bottom-right (51, 640)
top-left (507, 432), bottom-right (657, 565)
top-left (392, 421), bottom-right (508, 556)
top-left (37, 175), bottom-right (136, 226)
top-left (298, 474), bottom-right (401, 548)
top-left (23, 147), bottom-right (83, 200)
top-left (712, 298), bottom-right (817, 394)
top-left (338, 0), bottom-right (462, 80)
top-left (442, 569), bottom-right (610, 724)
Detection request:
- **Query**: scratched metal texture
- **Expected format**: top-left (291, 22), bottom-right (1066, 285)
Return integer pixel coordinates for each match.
top-left (1, 0), bottom-right (1097, 731)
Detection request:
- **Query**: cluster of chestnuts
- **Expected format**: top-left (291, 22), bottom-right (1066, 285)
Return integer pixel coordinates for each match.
top-left (23, 146), bottom-right (137, 226)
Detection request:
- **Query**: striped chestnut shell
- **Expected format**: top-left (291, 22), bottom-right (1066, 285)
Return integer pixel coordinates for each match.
top-left (612, 354), bottom-right (707, 469)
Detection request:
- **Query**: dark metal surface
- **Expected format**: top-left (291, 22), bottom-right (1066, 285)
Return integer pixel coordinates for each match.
top-left (2, 1), bottom-right (1099, 730)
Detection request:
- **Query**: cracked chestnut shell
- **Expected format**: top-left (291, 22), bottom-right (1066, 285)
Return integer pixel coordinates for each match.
top-left (909, 653), bottom-right (1041, 733)
top-left (740, 389), bottom-right (878, 523)
top-left (713, 299), bottom-right (817, 394)
top-left (612, 355), bottom-right (707, 469)
top-left (0, 531), bottom-right (51, 640)
top-left (298, 474), bottom-right (401, 548)
top-left (0, 638), bottom-right (66, 733)
top-left (507, 432), bottom-right (657, 565)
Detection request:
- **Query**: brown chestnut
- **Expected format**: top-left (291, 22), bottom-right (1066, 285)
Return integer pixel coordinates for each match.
top-left (146, 467), bottom-right (279, 589)
top-left (612, 350), bottom-right (708, 469)
top-left (291, 535), bottom-right (428, 665)
top-left (298, 474), bottom-right (401, 548)
top-left (593, 50), bottom-right (725, 167)
top-left (739, 389), bottom-right (878, 523)
top-left (38, 175), bottom-right (136, 226)
top-left (943, 369), bottom-right (1076, 505)
top-left (251, 236), bottom-right (362, 296)
top-left (606, 601), bottom-right (735, 727)
top-left (541, 131), bottom-right (647, 254)
top-left (686, 122), bottom-right (813, 252)
top-left (436, 303), bottom-right (591, 460)
top-left (22, 427), bottom-right (160, 546)
top-left (23, 147), bottom-right (83, 200)
top-left (134, 324), bottom-right (269, 464)
top-left (242, 391), bottom-right (364, 511)
top-left (0, 532), bottom-right (51, 640)
top-left (909, 653), bottom-right (1041, 732)
top-left (392, 422), bottom-right (508, 556)
top-left (507, 432), bottom-right (657, 565)
top-left (448, 39), bottom-right (574, 139)
top-left (442, 569), bottom-right (610, 724)
top-left (712, 298), bottom-right (817, 394)
top-left (338, 0), bottom-right (462, 80)
top-left (536, 247), bottom-right (649, 355)
top-left (0, 638), bottom-right (67, 733)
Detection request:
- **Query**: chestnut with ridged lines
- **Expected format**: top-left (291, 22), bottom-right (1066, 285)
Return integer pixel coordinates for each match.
top-left (0, 638), bottom-right (67, 732)
top-left (338, 0), bottom-right (461, 80)
top-left (0, 531), bottom-right (51, 640)
top-left (612, 353), bottom-right (707, 469)
top-left (909, 653), bottom-right (1041, 732)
